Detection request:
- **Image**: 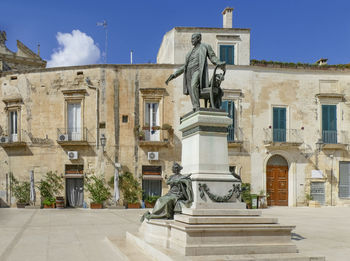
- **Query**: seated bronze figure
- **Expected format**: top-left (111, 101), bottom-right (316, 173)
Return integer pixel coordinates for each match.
top-left (141, 162), bottom-right (193, 221)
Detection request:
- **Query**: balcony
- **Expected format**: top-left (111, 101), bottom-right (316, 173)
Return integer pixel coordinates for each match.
top-left (139, 129), bottom-right (170, 148)
top-left (0, 130), bottom-right (27, 148)
top-left (321, 130), bottom-right (348, 150)
top-left (227, 127), bottom-right (243, 148)
top-left (57, 128), bottom-right (89, 146)
top-left (264, 128), bottom-right (303, 149)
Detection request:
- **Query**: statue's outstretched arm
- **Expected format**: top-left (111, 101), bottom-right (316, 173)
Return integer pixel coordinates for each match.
top-left (165, 65), bottom-right (185, 85)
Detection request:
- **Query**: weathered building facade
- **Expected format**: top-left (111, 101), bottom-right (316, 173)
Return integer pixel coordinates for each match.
top-left (1, 8), bottom-right (350, 207)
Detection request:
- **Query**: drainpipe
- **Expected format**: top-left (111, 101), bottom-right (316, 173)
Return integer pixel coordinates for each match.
top-left (330, 154), bottom-right (334, 206)
top-left (85, 77), bottom-right (100, 149)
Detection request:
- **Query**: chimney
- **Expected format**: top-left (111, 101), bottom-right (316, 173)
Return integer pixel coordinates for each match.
top-left (222, 7), bottom-right (234, 28)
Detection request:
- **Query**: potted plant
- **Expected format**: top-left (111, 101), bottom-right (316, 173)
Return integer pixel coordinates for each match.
top-left (138, 130), bottom-right (145, 141)
top-left (85, 175), bottom-right (111, 209)
top-left (305, 193), bottom-right (313, 206)
top-left (241, 183), bottom-right (252, 209)
top-left (144, 195), bottom-right (160, 208)
top-left (119, 172), bottom-right (142, 208)
top-left (10, 174), bottom-right (30, 208)
top-left (38, 171), bottom-right (63, 208)
top-left (258, 190), bottom-right (268, 209)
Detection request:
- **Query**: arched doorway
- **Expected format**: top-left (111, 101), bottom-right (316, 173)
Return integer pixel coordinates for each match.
top-left (266, 155), bottom-right (288, 206)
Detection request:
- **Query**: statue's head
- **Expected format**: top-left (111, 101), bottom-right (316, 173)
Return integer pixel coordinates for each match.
top-left (191, 33), bottom-right (202, 46)
top-left (172, 162), bottom-right (183, 175)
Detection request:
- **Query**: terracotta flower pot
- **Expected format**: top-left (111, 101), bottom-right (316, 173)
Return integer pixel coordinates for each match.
top-left (145, 202), bottom-right (155, 208)
top-left (90, 202), bottom-right (103, 209)
top-left (127, 202), bottom-right (140, 209)
top-left (43, 203), bottom-right (55, 208)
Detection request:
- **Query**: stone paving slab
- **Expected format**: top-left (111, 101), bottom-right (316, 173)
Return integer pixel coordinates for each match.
top-left (0, 207), bottom-right (349, 261)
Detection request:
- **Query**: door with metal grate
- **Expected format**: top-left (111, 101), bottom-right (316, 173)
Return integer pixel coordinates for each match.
top-left (310, 182), bottom-right (325, 205)
top-left (339, 162), bottom-right (350, 198)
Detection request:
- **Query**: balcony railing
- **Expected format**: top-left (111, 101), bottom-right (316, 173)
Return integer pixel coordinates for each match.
top-left (322, 130), bottom-right (348, 144)
top-left (264, 128), bottom-right (303, 144)
top-left (139, 129), bottom-right (170, 147)
top-left (0, 130), bottom-right (26, 147)
top-left (57, 128), bottom-right (88, 143)
top-left (227, 126), bottom-right (243, 143)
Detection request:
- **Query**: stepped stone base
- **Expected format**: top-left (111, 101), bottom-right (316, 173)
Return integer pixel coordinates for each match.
top-left (107, 208), bottom-right (324, 260)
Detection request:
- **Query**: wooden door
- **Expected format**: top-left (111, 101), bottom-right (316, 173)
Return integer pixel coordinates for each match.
top-left (266, 166), bottom-right (288, 206)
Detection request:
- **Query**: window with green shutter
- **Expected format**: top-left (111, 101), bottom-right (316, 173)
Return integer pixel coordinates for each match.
top-left (220, 45), bottom-right (234, 65)
top-left (273, 107), bottom-right (286, 142)
top-left (221, 101), bottom-right (235, 141)
top-left (322, 105), bottom-right (337, 144)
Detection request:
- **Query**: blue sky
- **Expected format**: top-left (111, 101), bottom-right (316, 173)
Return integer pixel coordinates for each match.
top-left (1, 0), bottom-right (350, 66)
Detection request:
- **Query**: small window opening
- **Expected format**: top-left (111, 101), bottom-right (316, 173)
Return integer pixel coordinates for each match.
top-left (122, 115), bottom-right (128, 123)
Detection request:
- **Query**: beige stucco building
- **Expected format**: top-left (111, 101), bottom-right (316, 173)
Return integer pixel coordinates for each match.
top-left (1, 8), bottom-right (350, 207)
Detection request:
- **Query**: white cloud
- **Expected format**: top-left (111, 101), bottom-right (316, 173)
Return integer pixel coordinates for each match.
top-left (47, 30), bottom-right (100, 67)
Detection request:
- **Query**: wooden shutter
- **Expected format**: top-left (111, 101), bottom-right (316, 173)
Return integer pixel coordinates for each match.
top-left (322, 105), bottom-right (337, 143)
top-left (220, 45), bottom-right (234, 65)
top-left (273, 107), bottom-right (286, 142)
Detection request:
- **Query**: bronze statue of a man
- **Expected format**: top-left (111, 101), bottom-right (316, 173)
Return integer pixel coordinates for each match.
top-left (166, 33), bottom-right (225, 110)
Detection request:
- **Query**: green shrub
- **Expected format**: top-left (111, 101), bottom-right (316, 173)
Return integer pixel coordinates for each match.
top-left (38, 171), bottom-right (63, 204)
top-left (85, 175), bottom-right (111, 204)
top-left (10, 174), bottom-right (30, 204)
top-left (145, 195), bottom-right (160, 204)
top-left (241, 183), bottom-right (251, 204)
top-left (119, 172), bottom-right (142, 204)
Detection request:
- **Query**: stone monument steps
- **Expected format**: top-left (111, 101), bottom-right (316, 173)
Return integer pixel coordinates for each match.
top-left (174, 214), bottom-right (278, 224)
top-left (105, 236), bottom-right (155, 261)
top-left (108, 232), bottom-right (324, 261)
top-left (171, 243), bottom-right (298, 256)
top-left (182, 209), bottom-right (262, 216)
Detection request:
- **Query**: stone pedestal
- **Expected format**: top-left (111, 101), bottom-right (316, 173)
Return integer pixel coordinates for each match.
top-left (179, 109), bottom-right (244, 208)
top-left (108, 110), bottom-right (324, 260)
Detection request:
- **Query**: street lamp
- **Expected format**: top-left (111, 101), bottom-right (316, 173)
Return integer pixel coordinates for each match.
top-left (316, 139), bottom-right (324, 152)
top-left (100, 134), bottom-right (106, 152)
top-left (315, 139), bottom-right (324, 169)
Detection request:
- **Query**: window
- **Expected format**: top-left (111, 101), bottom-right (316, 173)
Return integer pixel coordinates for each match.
top-left (310, 182), bottom-right (325, 205)
top-left (339, 162), bottom-right (350, 198)
top-left (68, 103), bottom-right (81, 141)
top-left (142, 165), bottom-right (162, 198)
top-left (9, 110), bottom-right (18, 142)
top-left (322, 105), bottom-right (337, 144)
top-left (273, 107), bottom-right (286, 142)
top-left (144, 102), bottom-right (159, 141)
top-left (221, 101), bottom-right (235, 141)
top-left (122, 115), bottom-right (128, 123)
top-left (220, 45), bottom-right (234, 65)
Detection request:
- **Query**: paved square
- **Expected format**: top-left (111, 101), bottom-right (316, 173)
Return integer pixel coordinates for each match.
top-left (0, 207), bottom-right (349, 260)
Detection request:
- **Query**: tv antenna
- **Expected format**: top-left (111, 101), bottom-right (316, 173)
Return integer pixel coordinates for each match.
top-left (97, 20), bottom-right (108, 63)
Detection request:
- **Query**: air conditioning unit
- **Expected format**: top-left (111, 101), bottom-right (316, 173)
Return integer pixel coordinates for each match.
top-left (0, 136), bottom-right (9, 143)
top-left (68, 151), bottom-right (78, 160)
top-left (147, 151), bottom-right (159, 161)
top-left (58, 134), bottom-right (68, 142)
